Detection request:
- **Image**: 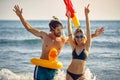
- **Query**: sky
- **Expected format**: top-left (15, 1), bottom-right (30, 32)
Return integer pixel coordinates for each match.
top-left (0, 0), bottom-right (120, 20)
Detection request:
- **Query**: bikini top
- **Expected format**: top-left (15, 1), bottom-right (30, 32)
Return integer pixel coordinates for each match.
top-left (72, 49), bottom-right (87, 61)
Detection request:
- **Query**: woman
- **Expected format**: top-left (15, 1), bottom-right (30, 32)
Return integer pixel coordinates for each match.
top-left (66, 4), bottom-right (92, 80)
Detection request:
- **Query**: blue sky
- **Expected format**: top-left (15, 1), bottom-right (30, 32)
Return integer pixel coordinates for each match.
top-left (0, 0), bottom-right (120, 20)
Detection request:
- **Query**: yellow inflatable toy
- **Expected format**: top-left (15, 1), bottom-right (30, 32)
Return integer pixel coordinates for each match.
top-left (30, 48), bottom-right (63, 69)
top-left (72, 13), bottom-right (80, 27)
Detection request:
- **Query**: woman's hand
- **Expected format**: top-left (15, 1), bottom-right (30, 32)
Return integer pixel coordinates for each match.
top-left (94, 27), bottom-right (104, 37)
top-left (85, 4), bottom-right (90, 16)
top-left (66, 10), bottom-right (71, 18)
top-left (13, 5), bottom-right (23, 17)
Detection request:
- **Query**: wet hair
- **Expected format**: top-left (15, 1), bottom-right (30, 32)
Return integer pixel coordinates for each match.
top-left (74, 28), bottom-right (87, 45)
top-left (49, 16), bottom-right (63, 31)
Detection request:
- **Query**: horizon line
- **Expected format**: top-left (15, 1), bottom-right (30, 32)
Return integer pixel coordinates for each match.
top-left (0, 19), bottom-right (120, 21)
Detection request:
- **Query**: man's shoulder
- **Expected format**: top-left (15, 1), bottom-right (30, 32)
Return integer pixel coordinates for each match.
top-left (39, 31), bottom-right (49, 39)
top-left (40, 31), bottom-right (49, 36)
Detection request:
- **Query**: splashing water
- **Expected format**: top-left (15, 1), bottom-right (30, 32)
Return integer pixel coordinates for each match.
top-left (84, 68), bottom-right (96, 80)
top-left (0, 69), bottom-right (33, 80)
top-left (54, 68), bottom-right (96, 80)
top-left (0, 68), bottom-right (96, 80)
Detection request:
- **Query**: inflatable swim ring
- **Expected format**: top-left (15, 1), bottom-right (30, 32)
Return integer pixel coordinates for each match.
top-left (31, 58), bottom-right (63, 69)
top-left (30, 48), bottom-right (63, 69)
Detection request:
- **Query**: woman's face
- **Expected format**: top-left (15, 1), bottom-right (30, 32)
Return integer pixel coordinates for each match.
top-left (75, 31), bottom-right (85, 45)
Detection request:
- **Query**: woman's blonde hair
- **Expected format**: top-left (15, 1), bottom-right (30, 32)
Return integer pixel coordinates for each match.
top-left (74, 28), bottom-right (87, 45)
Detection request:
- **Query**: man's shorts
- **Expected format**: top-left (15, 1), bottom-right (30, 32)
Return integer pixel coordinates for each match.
top-left (34, 66), bottom-right (58, 80)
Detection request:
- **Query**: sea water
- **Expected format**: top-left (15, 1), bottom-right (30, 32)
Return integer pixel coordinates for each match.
top-left (0, 20), bottom-right (120, 80)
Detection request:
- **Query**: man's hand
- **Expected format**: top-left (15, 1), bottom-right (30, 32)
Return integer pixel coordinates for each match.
top-left (13, 5), bottom-right (22, 17)
top-left (94, 27), bottom-right (104, 37)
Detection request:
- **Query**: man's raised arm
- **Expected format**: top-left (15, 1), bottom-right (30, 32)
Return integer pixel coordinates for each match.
top-left (13, 5), bottom-right (45, 38)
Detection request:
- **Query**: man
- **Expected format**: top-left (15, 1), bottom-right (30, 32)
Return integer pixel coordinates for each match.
top-left (13, 5), bottom-right (104, 80)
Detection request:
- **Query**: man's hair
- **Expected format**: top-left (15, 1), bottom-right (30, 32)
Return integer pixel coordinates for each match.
top-left (49, 17), bottom-right (63, 31)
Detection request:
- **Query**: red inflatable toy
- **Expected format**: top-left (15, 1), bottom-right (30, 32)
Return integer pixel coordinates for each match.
top-left (64, 0), bottom-right (80, 28)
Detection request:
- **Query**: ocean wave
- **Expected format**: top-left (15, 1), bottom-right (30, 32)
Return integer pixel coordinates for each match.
top-left (0, 39), bottom-right (41, 45)
top-left (0, 68), bottom-right (33, 80)
top-left (92, 40), bottom-right (120, 49)
top-left (0, 68), bottom-right (96, 80)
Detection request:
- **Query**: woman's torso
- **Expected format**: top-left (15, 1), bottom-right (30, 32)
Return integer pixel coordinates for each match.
top-left (67, 48), bottom-right (88, 74)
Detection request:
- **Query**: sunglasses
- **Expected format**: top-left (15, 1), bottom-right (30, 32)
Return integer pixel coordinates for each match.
top-left (54, 28), bottom-right (63, 33)
top-left (75, 35), bottom-right (84, 39)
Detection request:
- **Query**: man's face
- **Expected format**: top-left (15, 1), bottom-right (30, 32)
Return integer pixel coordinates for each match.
top-left (53, 25), bottom-right (63, 37)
